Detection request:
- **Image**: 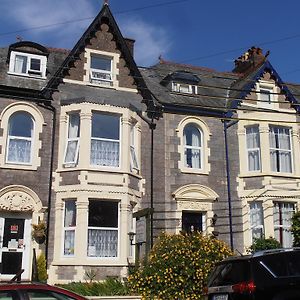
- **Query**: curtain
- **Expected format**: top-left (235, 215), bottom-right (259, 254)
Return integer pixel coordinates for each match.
top-left (64, 114), bottom-right (80, 163)
top-left (64, 230), bottom-right (75, 255)
top-left (274, 202), bottom-right (294, 247)
top-left (250, 202), bottom-right (263, 240)
top-left (14, 55), bottom-right (27, 73)
top-left (90, 139), bottom-right (119, 167)
top-left (87, 229), bottom-right (118, 257)
top-left (7, 139), bottom-right (31, 163)
top-left (246, 127), bottom-right (260, 171)
top-left (184, 125), bottom-right (201, 169)
top-left (270, 127), bottom-right (292, 172)
top-left (64, 201), bottom-right (76, 227)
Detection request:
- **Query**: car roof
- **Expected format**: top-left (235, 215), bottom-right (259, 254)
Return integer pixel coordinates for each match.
top-left (217, 247), bottom-right (300, 265)
top-left (0, 282), bottom-right (87, 299)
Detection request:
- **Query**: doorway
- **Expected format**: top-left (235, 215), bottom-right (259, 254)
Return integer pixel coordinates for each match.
top-left (0, 214), bottom-right (31, 280)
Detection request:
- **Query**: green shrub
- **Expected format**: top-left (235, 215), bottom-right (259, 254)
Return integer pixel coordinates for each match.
top-left (291, 212), bottom-right (300, 247)
top-left (37, 252), bottom-right (47, 282)
top-left (248, 237), bottom-right (281, 253)
top-left (58, 278), bottom-right (129, 296)
top-left (127, 232), bottom-right (232, 300)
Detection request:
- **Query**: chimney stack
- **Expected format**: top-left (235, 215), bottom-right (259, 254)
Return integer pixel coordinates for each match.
top-left (233, 46), bottom-right (269, 73)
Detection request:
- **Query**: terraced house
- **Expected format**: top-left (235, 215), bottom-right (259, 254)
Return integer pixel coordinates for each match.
top-left (0, 2), bottom-right (300, 283)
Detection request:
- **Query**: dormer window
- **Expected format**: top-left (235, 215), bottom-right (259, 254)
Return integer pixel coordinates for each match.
top-left (8, 51), bottom-right (47, 78)
top-left (90, 55), bottom-right (113, 87)
top-left (172, 82), bottom-right (197, 94)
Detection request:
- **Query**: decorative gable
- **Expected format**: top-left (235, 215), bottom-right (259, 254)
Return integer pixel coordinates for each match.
top-left (60, 6), bottom-right (137, 92)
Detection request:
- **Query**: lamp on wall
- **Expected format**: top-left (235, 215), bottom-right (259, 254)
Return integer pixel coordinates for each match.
top-left (128, 231), bottom-right (136, 245)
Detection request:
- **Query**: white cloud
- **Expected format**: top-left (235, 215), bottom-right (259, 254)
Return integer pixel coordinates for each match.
top-left (119, 17), bottom-right (171, 66)
top-left (3, 0), bottom-right (95, 47)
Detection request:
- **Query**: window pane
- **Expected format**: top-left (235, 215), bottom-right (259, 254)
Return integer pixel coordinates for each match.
top-left (88, 200), bottom-right (118, 228)
top-left (0, 291), bottom-right (13, 300)
top-left (91, 56), bottom-right (111, 71)
top-left (14, 55), bottom-right (27, 73)
top-left (7, 139), bottom-right (31, 163)
top-left (274, 202), bottom-right (294, 247)
top-left (92, 113), bottom-right (119, 140)
top-left (184, 124), bottom-right (201, 147)
top-left (250, 202), bottom-right (264, 240)
top-left (68, 114), bottom-right (80, 138)
top-left (90, 140), bottom-right (119, 167)
top-left (64, 200), bottom-right (76, 227)
top-left (9, 112), bottom-right (33, 137)
top-left (27, 291), bottom-right (77, 300)
top-left (64, 230), bottom-right (75, 255)
top-left (87, 229), bottom-right (118, 257)
top-left (30, 58), bottom-right (41, 71)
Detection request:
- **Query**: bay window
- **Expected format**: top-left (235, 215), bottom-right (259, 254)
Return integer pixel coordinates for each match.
top-left (87, 200), bottom-right (119, 257)
top-left (6, 112), bottom-right (34, 164)
top-left (64, 113), bottom-right (80, 165)
top-left (246, 126), bottom-right (261, 171)
top-left (269, 126), bottom-right (292, 173)
top-left (63, 200), bottom-right (76, 256)
top-left (90, 113), bottom-right (120, 167)
top-left (183, 124), bottom-right (202, 169)
top-left (274, 202), bottom-right (295, 247)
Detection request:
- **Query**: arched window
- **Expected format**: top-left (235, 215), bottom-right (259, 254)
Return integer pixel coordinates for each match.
top-left (6, 112), bottom-right (34, 164)
top-left (183, 124), bottom-right (202, 169)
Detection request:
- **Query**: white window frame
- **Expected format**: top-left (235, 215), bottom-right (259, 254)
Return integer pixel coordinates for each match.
top-left (183, 124), bottom-right (203, 170)
top-left (6, 112), bottom-right (34, 165)
top-left (8, 51), bottom-right (47, 78)
top-left (87, 200), bottom-right (120, 259)
top-left (246, 126), bottom-right (261, 172)
top-left (172, 82), bottom-right (197, 94)
top-left (269, 126), bottom-right (293, 173)
top-left (256, 82), bottom-right (277, 109)
top-left (90, 113), bottom-right (121, 168)
top-left (63, 113), bottom-right (80, 166)
top-left (249, 202), bottom-right (264, 243)
top-left (62, 199), bottom-right (76, 257)
top-left (274, 202), bottom-right (295, 248)
top-left (90, 55), bottom-right (113, 87)
top-left (130, 124), bottom-right (139, 171)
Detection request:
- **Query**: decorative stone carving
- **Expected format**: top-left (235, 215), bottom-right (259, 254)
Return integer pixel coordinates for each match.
top-left (0, 191), bottom-right (35, 211)
top-left (177, 201), bottom-right (208, 211)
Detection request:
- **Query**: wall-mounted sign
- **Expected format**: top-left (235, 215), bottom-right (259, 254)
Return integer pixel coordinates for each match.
top-left (10, 225), bottom-right (18, 234)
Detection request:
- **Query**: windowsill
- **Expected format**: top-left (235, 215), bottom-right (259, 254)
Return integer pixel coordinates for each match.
top-left (180, 167), bottom-right (209, 175)
top-left (57, 166), bottom-right (143, 179)
top-left (1, 163), bottom-right (37, 171)
top-left (7, 71), bottom-right (46, 80)
top-left (87, 82), bottom-right (116, 89)
top-left (239, 172), bottom-right (300, 178)
top-left (52, 257), bottom-right (121, 266)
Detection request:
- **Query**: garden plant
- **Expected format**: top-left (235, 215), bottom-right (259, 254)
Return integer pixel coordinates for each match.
top-left (127, 231), bottom-right (232, 299)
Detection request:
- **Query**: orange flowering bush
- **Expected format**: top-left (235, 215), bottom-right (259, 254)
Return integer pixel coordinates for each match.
top-left (127, 232), bottom-right (232, 299)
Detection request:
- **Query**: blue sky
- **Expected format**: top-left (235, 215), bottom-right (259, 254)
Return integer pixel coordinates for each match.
top-left (1, 0), bottom-right (300, 83)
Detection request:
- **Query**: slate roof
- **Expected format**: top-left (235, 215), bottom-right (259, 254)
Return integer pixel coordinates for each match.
top-left (139, 60), bottom-right (239, 116)
top-left (60, 83), bottom-right (144, 111)
top-left (140, 59), bottom-right (300, 117)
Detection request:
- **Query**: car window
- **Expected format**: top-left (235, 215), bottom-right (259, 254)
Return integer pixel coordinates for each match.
top-left (286, 251), bottom-right (300, 276)
top-left (0, 291), bottom-right (14, 300)
top-left (26, 291), bottom-right (77, 300)
top-left (259, 253), bottom-right (288, 277)
top-left (208, 260), bottom-right (250, 286)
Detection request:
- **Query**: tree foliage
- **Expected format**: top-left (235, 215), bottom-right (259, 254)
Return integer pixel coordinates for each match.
top-left (248, 237), bottom-right (281, 253)
top-left (291, 211), bottom-right (300, 247)
top-left (127, 232), bottom-right (232, 300)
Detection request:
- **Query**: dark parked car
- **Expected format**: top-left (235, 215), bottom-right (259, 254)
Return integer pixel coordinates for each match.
top-left (205, 248), bottom-right (300, 300)
top-left (0, 282), bottom-right (87, 300)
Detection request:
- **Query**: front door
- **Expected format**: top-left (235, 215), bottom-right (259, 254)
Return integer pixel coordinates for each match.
top-left (0, 215), bottom-right (31, 280)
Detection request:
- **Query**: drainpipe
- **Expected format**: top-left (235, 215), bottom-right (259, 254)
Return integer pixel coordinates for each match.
top-left (223, 120), bottom-right (237, 251)
top-left (37, 100), bottom-right (56, 266)
top-left (150, 119), bottom-right (156, 247)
